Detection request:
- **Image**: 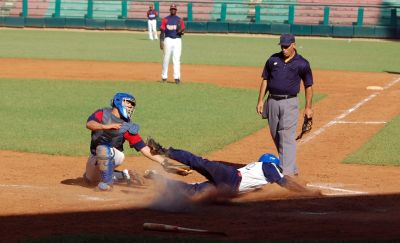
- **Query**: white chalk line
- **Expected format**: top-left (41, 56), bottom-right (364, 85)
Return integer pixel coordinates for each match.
top-left (0, 184), bottom-right (116, 202)
top-left (307, 183), bottom-right (367, 195)
top-left (336, 121), bottom-right (387, 124)
top-left (78, 194), bottom-right (116, 202)
top-left (0, 184), bottom-right (43, 189)
top-left (299, 76), bottom-right (400, 145)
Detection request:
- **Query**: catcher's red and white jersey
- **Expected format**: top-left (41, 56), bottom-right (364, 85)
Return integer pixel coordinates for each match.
top-left (87, 108), bottom-right (145, 154)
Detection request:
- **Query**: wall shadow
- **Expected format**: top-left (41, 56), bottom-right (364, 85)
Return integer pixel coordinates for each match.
top-left (1, 193), bottom-right (400, 242)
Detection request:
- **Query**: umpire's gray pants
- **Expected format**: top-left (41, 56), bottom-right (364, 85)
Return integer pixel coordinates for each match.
top-left (263, 97), bottom-right (298, 175)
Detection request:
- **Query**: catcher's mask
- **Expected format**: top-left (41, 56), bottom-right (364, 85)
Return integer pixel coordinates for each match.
top-left (111, 92), bottom-right (136, 121)
top-left (258, 153), bottom-right (280, 166)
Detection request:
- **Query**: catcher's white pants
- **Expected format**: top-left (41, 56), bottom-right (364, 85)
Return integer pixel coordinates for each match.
top-left (148, 19), bottom-right (158, 40)
top-left (161, 37), bottom-right (182, 80)
top-left (84, 147), bottom-right (125, 183)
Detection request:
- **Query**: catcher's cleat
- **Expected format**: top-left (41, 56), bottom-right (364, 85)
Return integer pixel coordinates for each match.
top-left (122, 169), bottom-right (132, 185)
top-left (174, 79), bottom-right (181, 84)
top-left (146, 137), bottom-right (168, 156)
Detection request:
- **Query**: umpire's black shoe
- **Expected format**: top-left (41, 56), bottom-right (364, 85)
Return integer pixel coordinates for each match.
top-left (174, 79), bottom-right (181, 84)
top-left (146, 137), bottom-right (168, 156)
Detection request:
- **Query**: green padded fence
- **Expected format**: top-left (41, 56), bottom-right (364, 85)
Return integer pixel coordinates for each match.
top-left (186, 21), bottom-right (207, 33)
top-left (292, 24), bottom-right (312, 35)
top-left (249, 23), bottom-right (271, 34)
top-left (105, 19), bottom-right (126, 30)
top-left (3, 17), bottom-right (25, 27)
top-left (228, 22), bottom-right (249, 33)
top-left (25, 17), bottom-right (45, 28)
top-left (65, 18), bottom-right (86, 28)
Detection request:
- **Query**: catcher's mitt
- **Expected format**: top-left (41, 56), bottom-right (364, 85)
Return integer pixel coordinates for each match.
top-left (296, 115), bottom-right (313, 140)
top-left (162, 159), bottom-right (192, 176)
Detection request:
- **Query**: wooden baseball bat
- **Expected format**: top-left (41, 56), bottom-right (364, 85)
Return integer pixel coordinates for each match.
top-left (143, 223), bottom-right (227, 236)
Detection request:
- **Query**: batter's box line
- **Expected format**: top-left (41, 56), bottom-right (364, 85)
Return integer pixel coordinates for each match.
top-left (299, 76), bottom-right (400, 145)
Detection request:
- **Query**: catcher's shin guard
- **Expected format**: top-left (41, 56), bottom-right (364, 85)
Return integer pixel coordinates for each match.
top-left (96, 145), bottom-right (115, 188)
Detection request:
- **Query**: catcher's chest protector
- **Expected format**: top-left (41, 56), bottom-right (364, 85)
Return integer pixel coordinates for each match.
top-left (91, 108), bottom-right (126, 153)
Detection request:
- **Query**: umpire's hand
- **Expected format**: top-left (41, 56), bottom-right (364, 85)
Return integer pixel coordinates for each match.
top-left (256, 101), bottom-right (264, 115)
top-left (304, 107), bottom-right (313, 119)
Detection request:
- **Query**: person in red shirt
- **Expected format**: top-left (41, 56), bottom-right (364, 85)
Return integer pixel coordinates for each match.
top-left (83, 92), bottom-right (167, 191)
top-left (147, 4), bottom-right (158, 40)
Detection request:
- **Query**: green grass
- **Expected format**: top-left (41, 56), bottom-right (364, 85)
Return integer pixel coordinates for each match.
top-left (0, 29), bottom-right (397, 164)
top-left (1, 29), bottom-right (399, 72)
top-left (0, 78), bottom-right (325, 156)
top-left (344, 115), bottom-right (400, 166)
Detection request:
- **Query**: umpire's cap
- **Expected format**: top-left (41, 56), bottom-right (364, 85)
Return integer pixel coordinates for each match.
top-left (279, 33), bottom-right (295, 45)
top-left (170, 4), bottom-right (177, 10)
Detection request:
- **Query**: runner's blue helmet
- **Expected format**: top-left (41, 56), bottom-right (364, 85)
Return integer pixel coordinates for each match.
top-left (111, 92), bottom-right (136, 121)
top-left (258, 153), bottom-right (280, 166)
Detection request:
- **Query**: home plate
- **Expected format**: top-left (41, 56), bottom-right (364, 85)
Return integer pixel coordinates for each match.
top-left (307, 182), bottom-right (368, 196)
top-left (366, 86), bottom-right (383, 91)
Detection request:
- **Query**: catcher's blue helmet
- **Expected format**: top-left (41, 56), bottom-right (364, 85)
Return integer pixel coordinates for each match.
top-left (258, 153), bottom-right (280, 166)
top-left (111, 92), bottom-right (136, 121)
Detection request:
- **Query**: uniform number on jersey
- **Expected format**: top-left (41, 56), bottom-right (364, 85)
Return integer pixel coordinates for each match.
top-left (167, 24), bottom-right (177, 30)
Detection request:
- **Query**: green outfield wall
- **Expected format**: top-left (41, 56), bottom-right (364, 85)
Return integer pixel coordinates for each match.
top-left (0, 0), bottom-right (399, 38)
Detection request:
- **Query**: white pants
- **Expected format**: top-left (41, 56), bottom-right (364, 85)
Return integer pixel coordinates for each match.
top-left (161, 37), bottom-right (182, 80)
top-left (84, 147), bottom-right (125, 184)
top-left (148, 19), bottom-right (158, 40)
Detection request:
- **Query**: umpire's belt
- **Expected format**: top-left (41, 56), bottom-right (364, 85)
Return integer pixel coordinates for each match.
top-left (268, 94), bottom-right (297, 100)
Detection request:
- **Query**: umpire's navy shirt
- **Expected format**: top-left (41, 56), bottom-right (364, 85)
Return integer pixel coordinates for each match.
top-left (261, 52), bottom-right (313, 95)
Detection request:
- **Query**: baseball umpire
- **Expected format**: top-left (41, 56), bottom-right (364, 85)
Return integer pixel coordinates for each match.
top-left (160, 3), bottom-right (185, 84)
top-left (83, 92), bottom-right (168, 191)
top-left (144, 138), bottom-right (312, 202)
top-left (256, 33), bottom-right (314, 176)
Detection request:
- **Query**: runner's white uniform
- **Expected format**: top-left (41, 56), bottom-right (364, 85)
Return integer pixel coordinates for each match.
top-left (238, 162), bottom-right (284, 193)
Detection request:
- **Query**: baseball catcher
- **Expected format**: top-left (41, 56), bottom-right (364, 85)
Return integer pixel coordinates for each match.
top-left (83, 92), bottom-right (183, 191)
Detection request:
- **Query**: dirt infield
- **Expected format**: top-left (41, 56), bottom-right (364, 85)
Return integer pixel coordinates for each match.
top-left (1, 58), bottom-right (400, 241)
